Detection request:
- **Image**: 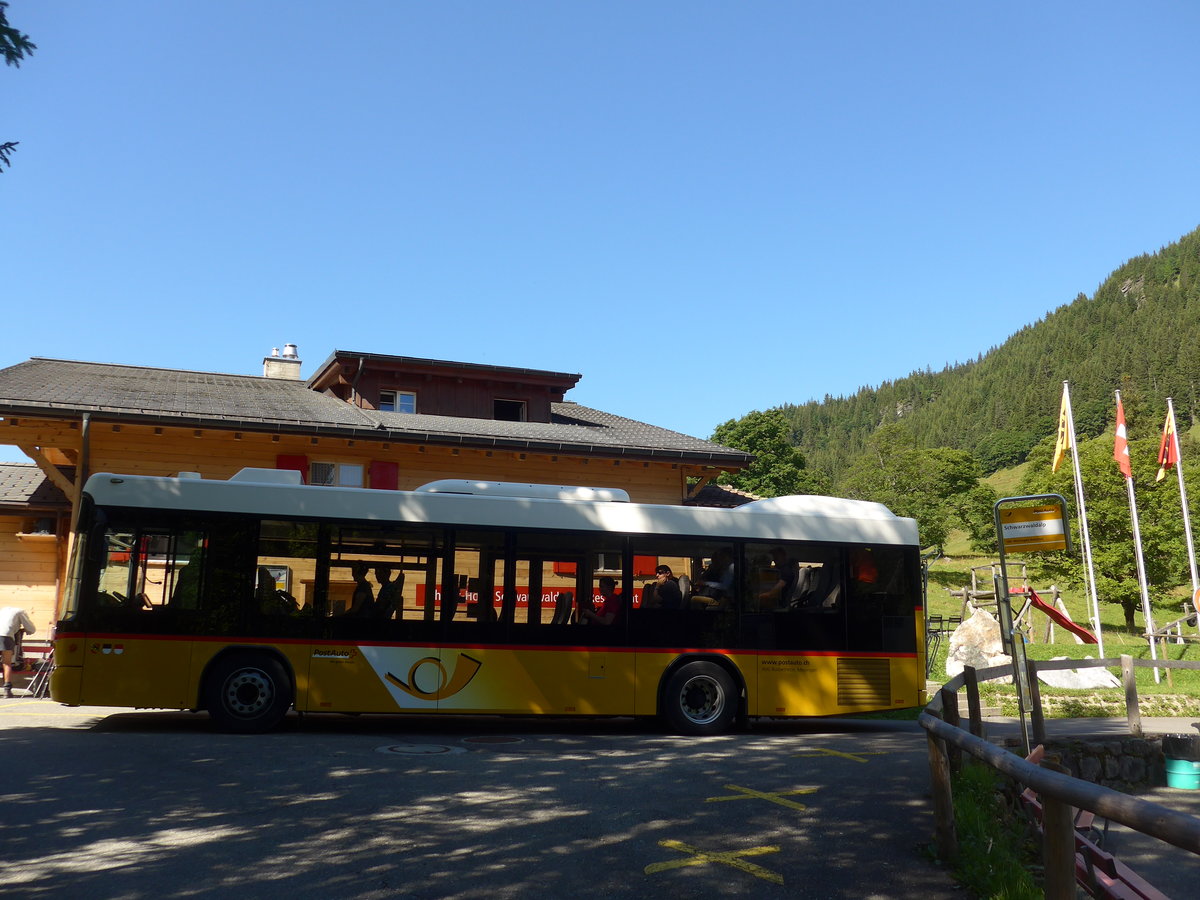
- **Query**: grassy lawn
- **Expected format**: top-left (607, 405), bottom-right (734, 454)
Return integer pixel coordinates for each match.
top-left (925, 533), bottom-right (1200, 717)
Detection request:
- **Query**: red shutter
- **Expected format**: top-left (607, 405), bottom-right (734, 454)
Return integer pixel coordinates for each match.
top-left (369, 460), bottom-right (399, 490)
top-left (276, 454), bottom-right (308, 484)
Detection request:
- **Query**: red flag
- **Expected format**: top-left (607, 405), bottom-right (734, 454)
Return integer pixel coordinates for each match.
top-left (1156, 407), bottom-right (1179, 482)
top-left (1114, 396), bottom-right (1132, 478)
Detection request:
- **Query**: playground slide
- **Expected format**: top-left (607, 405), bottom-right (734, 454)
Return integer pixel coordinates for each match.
top-left (1016, 587), bottom-right (1097, 644)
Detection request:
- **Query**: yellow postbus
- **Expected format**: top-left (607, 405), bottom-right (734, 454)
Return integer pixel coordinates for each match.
top-left (52, 468), bottom-right (926, 734)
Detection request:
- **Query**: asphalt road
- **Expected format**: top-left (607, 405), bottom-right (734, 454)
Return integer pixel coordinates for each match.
top-left (0, 700), bottom-right (964, 899)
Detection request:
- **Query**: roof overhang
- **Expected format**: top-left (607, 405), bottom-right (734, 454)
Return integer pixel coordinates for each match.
top-left (0, 407), bottom-right (752, 469)
top-left (308, 350), bottom-right (582, 395)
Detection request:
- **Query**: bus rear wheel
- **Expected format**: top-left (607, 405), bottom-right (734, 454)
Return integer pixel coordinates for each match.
top-left (205, 653), bottom-right (292, 734)
top-left (663, 661), bottom-right (737, 735)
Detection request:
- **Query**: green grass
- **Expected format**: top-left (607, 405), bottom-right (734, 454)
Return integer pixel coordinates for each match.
top-left (926, 539), bottom-right (1200, 714)
top-left (983, 463), bottom-right (1031, 500)
top-left (940, 762), bottom-right (1040, 899)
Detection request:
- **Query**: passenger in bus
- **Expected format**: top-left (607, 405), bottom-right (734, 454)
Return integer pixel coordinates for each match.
top-left (374, 566), bottom-right (404, 620)
top-left (255, 566), bottom-right (278, 612)
top-left (578, 576), bottom-right (623, 625)
top-left (651, 565), bottom-right (684, 610)
top-left (171, 539), bottom-right (204, 609)
top-left (757, 546), bottom-right (797, 609)
top-left (695, 548), bottom-right (735, 606)
top-left (345, 561), bottom-right (376, 616)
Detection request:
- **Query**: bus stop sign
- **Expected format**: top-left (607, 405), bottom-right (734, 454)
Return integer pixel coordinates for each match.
top-left (997, 503), bottom-right (1068, 553)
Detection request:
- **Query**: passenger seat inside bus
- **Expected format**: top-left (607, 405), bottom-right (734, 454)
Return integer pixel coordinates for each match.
top-left (793, 564), bottom-right (842, 612)
top-left (550, 592), bottom-right (573, 625)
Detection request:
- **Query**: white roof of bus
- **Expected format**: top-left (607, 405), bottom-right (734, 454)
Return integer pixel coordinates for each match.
top-left (83, 470), bottom-right (920, 547)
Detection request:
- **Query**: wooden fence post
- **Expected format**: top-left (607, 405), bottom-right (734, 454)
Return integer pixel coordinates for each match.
top-left (926, 729), bottom-right (958, 864)
top-left (964, 665), bottom-right (983, 738)
top-left (939, 687), bottom-right (961, 773)
top-left (1121, 654), bottom-right (1142, 737)
top-left (1041, 758), bottom-right (1077, 900)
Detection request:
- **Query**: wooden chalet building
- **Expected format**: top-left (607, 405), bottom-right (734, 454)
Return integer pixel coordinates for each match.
top-left (0, 346), bottom-right (752, 633)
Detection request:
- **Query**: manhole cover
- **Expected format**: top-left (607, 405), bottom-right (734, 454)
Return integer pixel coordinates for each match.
top-left (462, 735), bottom-right (523, 745)
top-left (376, 743), bottom-right (466, 755)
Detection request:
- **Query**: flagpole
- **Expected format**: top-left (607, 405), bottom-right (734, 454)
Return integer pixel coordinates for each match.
top-left (1116, 390), bottom-right (1159, 682)
top-left (1166, 399), bottom-right (1199, 625)
top-left (1062, 382), bottom-right (1104, 657)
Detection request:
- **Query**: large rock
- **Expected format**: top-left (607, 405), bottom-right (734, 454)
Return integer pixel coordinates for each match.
top-left (945, 607), bottom-right (1012, 681)
top-left (1036, 657), bottom-right (1121, 689)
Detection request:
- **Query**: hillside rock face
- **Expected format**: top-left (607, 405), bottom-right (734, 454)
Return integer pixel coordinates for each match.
top-left (945, 607), bottom-right (1012, 682)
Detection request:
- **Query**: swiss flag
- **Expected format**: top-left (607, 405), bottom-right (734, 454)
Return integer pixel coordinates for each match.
top-left (1114, 396), bottom-right (1132, 479)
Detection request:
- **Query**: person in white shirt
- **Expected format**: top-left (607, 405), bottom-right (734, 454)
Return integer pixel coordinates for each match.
top-left (1, 606), bottom-right (36, 699)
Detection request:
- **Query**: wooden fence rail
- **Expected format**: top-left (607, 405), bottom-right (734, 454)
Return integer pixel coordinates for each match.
top-left (921, 655), bottom-right (1200, 898)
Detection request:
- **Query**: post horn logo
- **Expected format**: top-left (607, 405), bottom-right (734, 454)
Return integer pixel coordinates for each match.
top-left (386, 654), bottom-right (482, 701)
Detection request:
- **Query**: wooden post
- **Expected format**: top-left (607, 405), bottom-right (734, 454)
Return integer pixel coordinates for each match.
top-left (1121, 654), bottom-right (1142, 737)
top-left (940, 687), bottom-right (961, 773)
top-left (1041, 759), bottom-right (1077, 900)
top-left (1026, 658), bottom-right (1046, 747)
top-left (926, 730), bottom-right (958, 863)
top-left (964, 665), bottom-right (983, 738)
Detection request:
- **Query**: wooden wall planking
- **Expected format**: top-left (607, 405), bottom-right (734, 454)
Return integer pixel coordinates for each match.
top-left (0, 521), bottom-right (60, 633)
top-left (84, 429), bottom-right (694, 505)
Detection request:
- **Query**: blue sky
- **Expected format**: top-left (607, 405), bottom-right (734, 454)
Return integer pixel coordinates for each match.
top-left (3, 2), bottom-right (1199, 465)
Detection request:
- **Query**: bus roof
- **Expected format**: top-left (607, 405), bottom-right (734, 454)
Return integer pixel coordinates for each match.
top-left (82, 469), bottom-right (921, 547)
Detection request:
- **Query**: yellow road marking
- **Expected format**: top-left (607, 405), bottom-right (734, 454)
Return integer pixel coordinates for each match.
top-left (795, 747), bottom-right (886, 763)
top-left (705, 783), bottom-right (817, 810)
top-left (645, 839), bottom-right (783, 884)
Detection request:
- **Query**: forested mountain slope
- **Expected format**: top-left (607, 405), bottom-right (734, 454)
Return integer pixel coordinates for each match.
top-left (780, 226), bottom-right (1200, 483)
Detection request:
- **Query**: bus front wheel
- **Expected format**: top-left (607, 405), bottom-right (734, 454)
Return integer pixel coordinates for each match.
top-left (205, 654), bottom-right (292, 734)
top-left (663, 661), bottom-right (737, 735)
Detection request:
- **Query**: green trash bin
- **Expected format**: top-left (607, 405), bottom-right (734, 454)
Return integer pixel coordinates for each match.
top-left (1163, 734), bottom-right (1200, 789)
top-left (1165, 757), bottom-right (1200, 790)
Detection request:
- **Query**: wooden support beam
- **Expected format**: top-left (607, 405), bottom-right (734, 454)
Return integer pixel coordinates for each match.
top-left (16, 444), bottom-right (76, 496)
top-left (686, 474), bottom-right (715, 498)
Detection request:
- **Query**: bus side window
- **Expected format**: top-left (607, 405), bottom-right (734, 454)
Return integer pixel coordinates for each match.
top-left (97, 531), bottom-right (134, 607)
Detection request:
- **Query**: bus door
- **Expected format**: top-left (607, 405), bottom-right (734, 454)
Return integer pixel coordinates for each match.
top-left (493, 549), bottom-right (634, 717)
top-left (308, 523), bottom-right (446, 715)
top-left (82, 524), bottom-right (201, 710)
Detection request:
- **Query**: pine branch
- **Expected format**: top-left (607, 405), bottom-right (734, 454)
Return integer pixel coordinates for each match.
top-left (0, 141), bottom-right (18, 171)
top-left (1, 1), bottom-right (37, 67)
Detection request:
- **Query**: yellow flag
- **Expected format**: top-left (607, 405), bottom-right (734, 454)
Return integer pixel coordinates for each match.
top-left (1156, 407), bottom-right (1178, 482)
top-left (1051, 387), bottom-right (1072, 472)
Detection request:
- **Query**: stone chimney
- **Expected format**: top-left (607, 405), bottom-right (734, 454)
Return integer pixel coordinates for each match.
top-left (263, 343), bottom-right (302, 380)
